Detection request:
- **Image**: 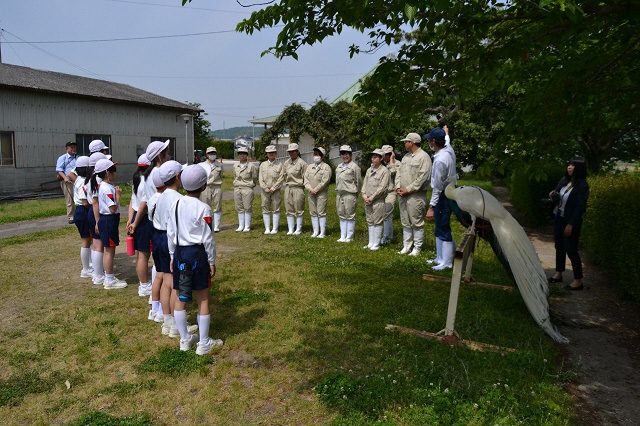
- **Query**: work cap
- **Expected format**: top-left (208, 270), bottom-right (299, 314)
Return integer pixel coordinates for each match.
top-left (137, 153), bottom-right (151, 166)
top-left (370, 148), bottom-right (385, 157)
top-left (94, 159), bottom-right (116, 174)
top-left (287, 143), bottom-right (299, 152)
top-left (158, 160), bottom-right (182, 183)
top-left (237, 146), bottom-right (249, 154)
top-left (265, 144), bottom-right (277, 153)
top-left (89, 139), bottom-right (109, 153)
top-left (152, 169), bottom-right (165, 188)
top-left (313, 147), bottom-right (326, 156)
top-left (423, 127), bottom-right (446, 142)
top-left (146, 140), bottom-right (171, 161)
top-left (65, 141), bottom-right (77, 147)
top-left (181, 164), bottom-right (208, 191)
top-left (381, 145), bottom-right (394, 154)
top-left (400, 133), bottom-right (421, 144)
top-left (206, 146), bottom-right (217, 154)
top-left (75, 156), bottom-right (90, 168)
top-left (89, 152), bottom-right (108, 166)
top-left (339, 145), bottom-right (352, 153)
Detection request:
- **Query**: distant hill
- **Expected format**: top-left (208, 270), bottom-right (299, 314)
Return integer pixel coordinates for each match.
top-left (210, 126), bottom-right (265, 140)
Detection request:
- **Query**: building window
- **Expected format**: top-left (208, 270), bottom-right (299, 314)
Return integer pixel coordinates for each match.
top-left (150, 137), bottom-right (176, 160)
top-left (76, 135), bottom-right (111, 156)
top-left (0, 132), bottom-right (15, 166)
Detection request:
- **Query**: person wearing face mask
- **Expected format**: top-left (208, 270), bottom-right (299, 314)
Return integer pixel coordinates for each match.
top-left (381, 145), bottom-right (398, 245)
top-left (335, 145), bottom-right (363, 242)
top-left (234, 146), bottom-right (259, 232)
top-left (304, 147), bottom-right (332, 238)
top-left (362, 149), bottom-right (390, 250)
top-left (259, 144), bottom-right (285, 234)
top-left (424, 127), bottom-right (457, 270)
top-left (199, 147), bottom-right (224, 232)
top-left (283, 143), bottom-right (308, 235)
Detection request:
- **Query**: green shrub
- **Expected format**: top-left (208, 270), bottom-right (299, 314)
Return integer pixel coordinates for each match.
top-left (582, 173), bottom-right (640, 300)
top-left (509, 166), bottom-right (565, 226)
top-left (208, 140), bottom-right (235, 159)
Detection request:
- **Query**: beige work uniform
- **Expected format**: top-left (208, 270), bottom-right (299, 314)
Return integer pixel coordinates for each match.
top-left (304, 162), bottom-right (332, 217)
top-left (395, 148), bottom-right (432, 228)
top-left (259, 160), bottom-right (285, 213)
top-left (362, 165), bottom-right (390, 226)
top-left (233, 162), bottom-right (258, 213)
top-left (199, 160), bottom-right (223, 213)
top-left (384, 161), bottom-right (398, 221)
top-left (335, 162), bottom-right (362, 220)
top-left (283, 157), bottom-right (307, 217)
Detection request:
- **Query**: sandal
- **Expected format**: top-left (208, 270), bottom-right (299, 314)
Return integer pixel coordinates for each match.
top-left (547, 276), bottom-right (563, 283)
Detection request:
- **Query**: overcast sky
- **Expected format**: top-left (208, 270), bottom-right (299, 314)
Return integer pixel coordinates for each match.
top-left (1, 0), bottom-right (383, 131)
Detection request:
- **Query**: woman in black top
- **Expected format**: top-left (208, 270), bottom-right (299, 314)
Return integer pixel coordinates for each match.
top-left (547, 156), bottom-right (590, 290)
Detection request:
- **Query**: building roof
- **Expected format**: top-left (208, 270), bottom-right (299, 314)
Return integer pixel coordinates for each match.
top-left (249, 115), bottom-right (279, 126)
top-left (331, 65), bottom-right (378, 104)
top-left (0, 62), bottom-right (196, 112)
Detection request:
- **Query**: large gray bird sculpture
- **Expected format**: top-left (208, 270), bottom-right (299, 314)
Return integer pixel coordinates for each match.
top-left (445, 178), bottom-right (568, 343)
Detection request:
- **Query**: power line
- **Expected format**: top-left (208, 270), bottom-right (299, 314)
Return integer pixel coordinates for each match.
top-left (4, 29), bottom-right (240, 44)
top-left (101, 72), bottom-right (364, 80)
top-left (103, 0), bottom-right (250, 14)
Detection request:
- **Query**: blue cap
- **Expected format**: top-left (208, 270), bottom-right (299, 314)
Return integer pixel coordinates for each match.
top-left (423, 127), bottom-right (446, 142)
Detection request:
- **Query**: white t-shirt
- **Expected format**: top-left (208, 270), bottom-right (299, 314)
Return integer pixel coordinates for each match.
top-left (166, 196), bottom-right (216, 265)
top-left (98, 181), bottom-right (120, 215)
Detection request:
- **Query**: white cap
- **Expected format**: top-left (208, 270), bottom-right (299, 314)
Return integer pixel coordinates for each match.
top-left (146, 140), bottom-right (171, 162)
top-left (206, 146), bottom-right (217, 154)
top-left (339, 145), bottom-right (352, 153)
top-left (152, 169), bottom-right (165, 188)
top-left (265, 144), bottom-right (277, 153)
top-left (75, 156), bottom-right (90, 168)
top-left (137, 153), bottom-right (151, 166)
top-left (158, 160), bottom-right (182, 184)
top-left (94, 159), bottom-right (115, 173)
top-left (400, 133), bottom-right (421, 144)
top-left (237, 146), bottom-right (249, 154)
top-left (181, 164), bottom-right (208, 191)
top-left (381, 145), bottom-right (394, 154)
top-left (287, 143), bottom-right (299, 152)
top-left (370, 148), bottom-right (385, 157)
top-left (89, 152), bottom-right (108, 167)
top-left (89, 139), bottom-right (109, 153)
top-left (198, 160), bottom-right (213, 177)
top-left (313, 147), bottom-right (326, 156)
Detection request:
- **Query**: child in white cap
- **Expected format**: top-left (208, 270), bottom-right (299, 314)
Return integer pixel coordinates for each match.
top-left (147, 170), bottom-right (167, 323)
top-left (87, 152), bottom-right (109, 285)
top-left (92, 159), bottom-right (128, 289)
top-left (71, 156), bottom-right (93, 278)
top-left (167, 164), bottom-right (223, 355)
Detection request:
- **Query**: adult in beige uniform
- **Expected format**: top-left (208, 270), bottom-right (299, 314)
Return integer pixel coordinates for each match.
top-left (362, 149), bottom-right (390, 251)
top-left (381, 144), bottom-right (398, 245)
top-left (199, 146), bottom-right (224, 232)
top-left (396, 133), bottom-right (432, 256)
top-left (304, 147), bottom-right (332, 238)
top-left (335, 145), bottom-right (362, 242)
top-left (259, 144), bottom-right (285, 234)
top-left (283, 143), bottom-right (307, 235)
top-left (233, 146), bottom-right (259, 232)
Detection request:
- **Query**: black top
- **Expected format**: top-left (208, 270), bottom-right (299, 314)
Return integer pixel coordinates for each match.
top-left (555, 179), bottom-right (590, 226)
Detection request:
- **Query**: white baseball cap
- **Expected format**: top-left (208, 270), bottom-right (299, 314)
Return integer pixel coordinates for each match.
top-left (152, 169), bottom-right (165, 188)
top-left (181, 164), bottom-right (208, 191)
top-left (146, 140), bottom-right (171, 162)
top-left (137, 153), bottom-right (151, 166)
top-left (158, 160), bottom-right (182, 184)
top-left (75, 156), bottom-right (90, 168)
top-left (89, 152), bottom-right (108, 167)
top-left (94, 159), bottom-right (116, 173)
top-left (287, 143), bottom-right (299, 152)
top-left (89, 140), bottom-right (109, 153)
top-left (265, 144), bottom-right (277, 153)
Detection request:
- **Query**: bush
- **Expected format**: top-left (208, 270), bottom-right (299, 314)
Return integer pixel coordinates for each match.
top-left (509, 166), bottom-right (566, 226)
top-left (207, 140), bottom-right (235, 159)
top-left (582, 173), bottom-right (640, 300)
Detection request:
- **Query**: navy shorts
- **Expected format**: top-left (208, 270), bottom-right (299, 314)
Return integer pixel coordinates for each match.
top-left (87, 207), bottom-right (97, 238)
top-left (172, 244), bottom-right (211, 291)
top-left (98, 214), bottom-right (120, 247)
top-left (131, 211), bottom-right (152, 252)
top-left (74, 204), bottom-right (91, 239)
top-left (152, 229), bottom-right (171, 273)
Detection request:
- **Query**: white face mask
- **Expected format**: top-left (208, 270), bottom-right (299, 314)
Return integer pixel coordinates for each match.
top-left (313, 156), bottom-right (322, 164)
top-left (207, 154), bottom-right (216, 160)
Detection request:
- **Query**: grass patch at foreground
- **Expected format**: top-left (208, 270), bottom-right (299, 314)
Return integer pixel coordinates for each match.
top-left (0, 181), bottom-right (574, 425)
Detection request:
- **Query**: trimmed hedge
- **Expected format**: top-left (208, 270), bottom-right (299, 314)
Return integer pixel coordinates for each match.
top-left (509, 166), bottom-right (566, 226)
top-left (581, 173), bottom-right (640, 300)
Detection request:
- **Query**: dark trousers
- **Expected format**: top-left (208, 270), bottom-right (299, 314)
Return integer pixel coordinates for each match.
top-left (434, 194), bottom-right (452, 241)
top-left (553, 215), bottom-right (583, 279)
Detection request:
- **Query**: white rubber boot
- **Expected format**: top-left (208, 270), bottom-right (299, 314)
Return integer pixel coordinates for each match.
top-left (409, 228), bottom-right (424, 256)
top-left (433, 240), bottom-right (455, 270)
top-left (293, 215), bottom-right (303, 235)
top-left (427, 238), bottom-right (443, 264)
top-left (318, 216), bottom-right (327, 238)
top-left (236, 213), bottom-right (244, 232)
top-left (363, 226), bottom-right (373, 249)
top-left (369, 225), bottom-right (383, 251)
top-left (213, 212), bottom-right (222, 232)
top-left (398, 227), bottom-right (413, 254)
top-left (345, 220), bottom-right (355, 242)
top-left (270, 213), bottom-right (280, 234)
top-left (310, 216), bottom-right (319, 237)
top-left (243, 212), bottom-right (252, 232)
top-left (337, 220), bottom-right (347, 242)
top-left (286, 216), bottom-right (295, 235)
top-left (263, 214), bottom-right (271, 234)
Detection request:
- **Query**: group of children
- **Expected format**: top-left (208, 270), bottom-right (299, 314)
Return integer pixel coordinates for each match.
top-left (71, 140), bottom-right (222, 356)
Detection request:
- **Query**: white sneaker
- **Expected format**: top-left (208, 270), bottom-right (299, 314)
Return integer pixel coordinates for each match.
top-left (154, 310), bottom-right (164, 323)
top-left (169, 323), bottom-right (199, 338)
top-left (138, 283), bottom-right (152, 297)
top-left (148, 295), bottom-right (153, 305)
top-left (104, 277), bottom-right (128, 289)
top-left (148, 309), bottom-right (158, 321)
top-left (80, 268), bottom-right (94, 278)
top-left (196, 337), bottom-right (223, 355)
top-left (161, 322), bottom-right (171, 336)
top-left (180, 334), bottom-right (199, 351)
top-left (92, 275), bottom-right (105, 285)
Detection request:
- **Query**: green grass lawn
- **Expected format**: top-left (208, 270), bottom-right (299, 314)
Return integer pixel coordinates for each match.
top-left (0, 181), bottom-right (574, 425)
